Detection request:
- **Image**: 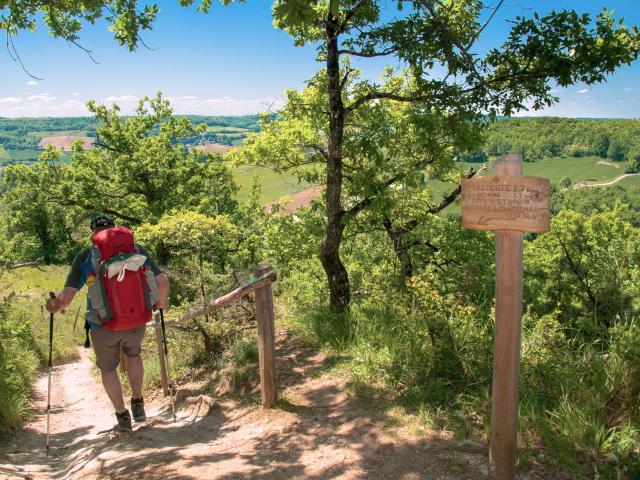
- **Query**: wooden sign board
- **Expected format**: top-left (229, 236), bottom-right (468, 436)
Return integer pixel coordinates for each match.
top-left (461, 175), bottom-right (550, 233)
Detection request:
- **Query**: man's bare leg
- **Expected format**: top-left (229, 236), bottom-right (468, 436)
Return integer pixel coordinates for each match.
top-left (126, 354), bottom-right (144, 399)
top-left (101, 370), bottom-right (126, 413)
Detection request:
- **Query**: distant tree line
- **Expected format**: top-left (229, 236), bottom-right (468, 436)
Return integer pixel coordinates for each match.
top-left (481, 117), bottom-right (640, 171)
top-left (0, 114), bottom-right (261, 151)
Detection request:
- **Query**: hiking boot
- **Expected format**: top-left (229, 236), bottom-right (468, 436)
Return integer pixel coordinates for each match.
top-left (115, 409), bottom-right (132, 432)
top-left (131, 397), bottom-right (147, 422)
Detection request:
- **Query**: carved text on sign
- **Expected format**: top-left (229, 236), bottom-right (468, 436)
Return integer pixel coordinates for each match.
top-left (461, 176), bottom-right (550, 233)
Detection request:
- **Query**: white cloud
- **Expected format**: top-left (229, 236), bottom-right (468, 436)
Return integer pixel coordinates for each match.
top-left (60, 99), bottom-right (84, 108)
top-left (26, 80), bottom-right (38, 86)
top-left (73, 92), bottom-right (81, 96)
top-left (27, 94), bottom-right (56, 102)
top-left (624, 86), bottom-right (632, 91)
top-left (577, 88), bottom-right (589, 94)
top-left (103, 94), bottom-right (138, 103)
top-left (0, 94), bottom-right (281, 116)
top-left (0, 96), bottom-right (23, 104)
top-left (160, 95), bottom-right (283, 114)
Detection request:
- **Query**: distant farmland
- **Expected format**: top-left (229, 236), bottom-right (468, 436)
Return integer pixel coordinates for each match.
top-left (193, 144), bottom-right (235, 154)
top-left (38, 136), bottom-right (94, 151)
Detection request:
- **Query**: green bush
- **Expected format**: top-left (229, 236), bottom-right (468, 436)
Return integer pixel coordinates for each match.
top-left (231, 338), bottom-right (259, 366)
top-left (0, 296), bottom-right (39, 435)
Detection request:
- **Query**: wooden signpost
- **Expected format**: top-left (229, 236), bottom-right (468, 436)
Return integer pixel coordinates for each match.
top-left (461, 153), bottom-right (550, 480)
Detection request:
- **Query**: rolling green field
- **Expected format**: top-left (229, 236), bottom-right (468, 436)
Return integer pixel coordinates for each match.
top-left (205, 125), bottom-right (249, 133)
top-left (232, 165), bottom-right (310, 203)
top-left (522, 156), bottom-right (627, 183)
top-left (2, 153), bottom-right (637, 207)
top-left (0, 149), bottom-right (72, 166)
top-left (0, 148), bottom-right (42, 161)
top-left (615, 175), bottom-right (640, 188)
top-left (26, 130), bottom-right (88, 139)
top-left (426, 155), bottom-right (638, 211)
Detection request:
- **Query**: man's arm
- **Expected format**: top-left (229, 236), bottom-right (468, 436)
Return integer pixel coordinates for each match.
top-left (46, 247), bottom-right (90, 313)
top-left (46, 287), bottom-right (78, 313)
top-left (136, 244), bottom-right (170, 309)
top-left (155, 273), bottom-right (170, 310)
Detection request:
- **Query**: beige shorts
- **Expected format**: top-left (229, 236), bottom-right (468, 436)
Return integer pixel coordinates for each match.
top-left (90, 325), bottom-right (146, 372)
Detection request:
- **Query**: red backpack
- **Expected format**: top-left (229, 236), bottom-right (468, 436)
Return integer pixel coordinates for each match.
top-left (90, 226), bottom-right (153, 331)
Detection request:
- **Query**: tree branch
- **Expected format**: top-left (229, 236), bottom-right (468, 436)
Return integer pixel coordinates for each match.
top-left (44, 192), bottom-right (143, 225)
top-left (420, 0), bottom-right (486, 86)
top-left (46, 5), bottom-right (100, 64)
top-left (346, 91), bottom-right (431, 112)
top-left (558, 238), bottom-right (597, 306)
top-left (337, 47), bottom-right (398, 58)
top-left (6, 31), bottom-right (43, 80)
top-left (465, 0), bottom-right (505, 50)
top-left (426, 165), bottom-right (486, 214)
top-left (342, 158), bottom-right (437, 219)
top-left (337, 0), bottom-right (368, 35)
top-left (0, 260), bottom-right (44, 272)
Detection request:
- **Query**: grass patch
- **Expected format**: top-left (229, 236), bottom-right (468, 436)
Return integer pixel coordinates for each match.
top-left (522, 156), bottom-right (624, 183)
top-left (287, 293), bottom-right (640, 477)
top-left (1, 266), bottom-right (85, 364)
top-left (0, 268), bottom-right (85, 433)
top-left (232, 165), bottom-right (310, 203)
top-left (205, 126), bottom-right (249, 133)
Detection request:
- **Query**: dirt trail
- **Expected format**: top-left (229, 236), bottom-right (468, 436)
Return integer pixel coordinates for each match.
top-left (1, 334), bottom-right (569, 480)
top-left (573, 173), bottom-right (640, 189)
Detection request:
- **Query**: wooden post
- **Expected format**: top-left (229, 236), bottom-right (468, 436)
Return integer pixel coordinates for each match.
top-left (489, 154), bottom-right (524, 479)
top-left (461, 153), bottom-right (549, 478)
top-left (154, 321), bottom-right (169, 396)
top-left (253, 264), bottom-right (277, 408)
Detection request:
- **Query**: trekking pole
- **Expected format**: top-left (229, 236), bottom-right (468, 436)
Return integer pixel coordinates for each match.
top-left (159, 308), bottom-right (176, 422)
top-left (46, 292), bottom-right (56, 457)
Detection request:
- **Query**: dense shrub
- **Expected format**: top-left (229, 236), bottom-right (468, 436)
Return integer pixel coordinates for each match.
top-left (0, 296), bottom-right (39, 435)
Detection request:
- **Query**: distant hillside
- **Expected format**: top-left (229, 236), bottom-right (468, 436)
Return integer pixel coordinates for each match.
top-left (0, 115), bottom-right (260, 166)
top-left (3, 115), bottom-right (640, 173)
top-left (481, 117), bottom-right (640, 168)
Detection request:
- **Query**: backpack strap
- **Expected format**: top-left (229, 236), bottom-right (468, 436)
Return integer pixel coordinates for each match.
top-left (90, 245), bottom-right (101, 274)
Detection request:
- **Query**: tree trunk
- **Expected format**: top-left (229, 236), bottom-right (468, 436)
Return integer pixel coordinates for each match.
top-left (156, 240), bottom-right (170, 266)
top-left (35, 207), bottom-right (53, 263)
top-left (198, 250), bottom-right (210, 322)
top-left (320, 13), bottom-right (350, 312)
top-left (382, 216), bottom-right (414, 280)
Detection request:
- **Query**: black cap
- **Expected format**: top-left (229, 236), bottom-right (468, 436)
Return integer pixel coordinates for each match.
top-left (90, 215), bottom-right (115, 231)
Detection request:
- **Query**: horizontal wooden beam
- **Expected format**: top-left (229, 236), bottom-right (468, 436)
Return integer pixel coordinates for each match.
top-left (148, 271), bottom-right (277, 328)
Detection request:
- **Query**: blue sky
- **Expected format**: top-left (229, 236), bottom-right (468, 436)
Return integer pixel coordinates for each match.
top-left (1, 1), bottom-right (639, 117)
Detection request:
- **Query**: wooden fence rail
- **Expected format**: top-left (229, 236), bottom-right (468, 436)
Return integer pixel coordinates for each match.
top-left (146, 265), bottom-right (278, 408)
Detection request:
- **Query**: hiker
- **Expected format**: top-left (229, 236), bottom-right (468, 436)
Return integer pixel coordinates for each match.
top-left (46, 215), bottom-right (170, 431)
